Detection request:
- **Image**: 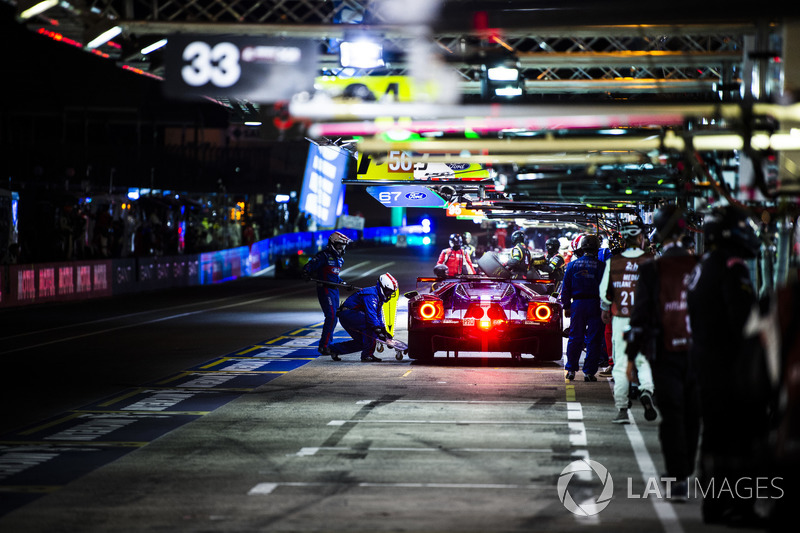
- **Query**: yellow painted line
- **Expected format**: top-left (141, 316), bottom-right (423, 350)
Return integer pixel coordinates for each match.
top-left (98, 389), bottom-right (142, 407)
top-left (199, 357), bottom-right (292, 370)
top-left (0, 440), bottom-right (146, 447)
top-left (310, 321), bottom-right (324, 328)
top-left (0, 486), bottom-right (62, 494)
top-left (287, 328), bottom-right (318, 336)
top-left (18, 413), bottom-right (81, 436)
top-left (262, 336), bottom-right (291, 344)
top-left (236, 346), bottom-right (265, 355)
top-left (73, 410), bottom-right (211, 416)
top-left (565, 385), bottom-right (576, 402)
top-left (142, 386), bottom-right (255, 392)
top-left (402, 370), bottom-right (412, 378)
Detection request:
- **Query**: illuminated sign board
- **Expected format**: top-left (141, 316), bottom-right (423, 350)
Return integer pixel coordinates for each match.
top-left (164, 36), bottom-right (317, 102)
top-left (300, 143), bottom-right (347, 227)
top-left (446, 202), bottom-right (486, 219)
top-left (366, 186), bottom-right (446, 208)
top-left (357, 152), bottom-right (489, 181)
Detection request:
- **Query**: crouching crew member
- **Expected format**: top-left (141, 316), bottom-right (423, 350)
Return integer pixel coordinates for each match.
top-left (329, 273), bottom-right (399, 362)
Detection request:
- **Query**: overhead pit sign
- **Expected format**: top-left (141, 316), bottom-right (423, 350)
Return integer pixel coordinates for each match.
top-left (366, 186), bottom-right (446, 208)
top-left (300, 143), bottom-right (347, 227)
top-left (164, 36), bottom-right (317, 102)
top-left (357, 152), bottom-right (489, 181)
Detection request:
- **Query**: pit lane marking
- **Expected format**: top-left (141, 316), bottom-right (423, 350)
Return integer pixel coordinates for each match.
top-left (291, 446), bottom-right (554, 456)
top-left (248, 481), bottom-right (552, 496)
top-left (327, 419), bottom-right (563, 426)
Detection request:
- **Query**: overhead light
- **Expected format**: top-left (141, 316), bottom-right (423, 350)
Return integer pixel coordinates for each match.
top-left (141, 38), bottom-right (167, 55)
top-left (85, 21), bottom-right (123, 49)
top-left (495, 87), bottom-right (523, 97)
top-left (487, 67), bottom-right (519, 81)
top-left (17, 0), bottom-right (59, 20)
top-left (244, 121), bottom-right (262, 126)
top-left (339, 40), bottom-right (384, 69)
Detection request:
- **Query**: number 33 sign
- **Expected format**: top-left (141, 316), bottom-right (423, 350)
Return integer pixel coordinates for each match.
top-left (164, 35), bottom-right (317, 103)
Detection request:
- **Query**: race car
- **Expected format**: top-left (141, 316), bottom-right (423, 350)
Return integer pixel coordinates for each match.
top-left (405, 275), bottom-right (564, 362)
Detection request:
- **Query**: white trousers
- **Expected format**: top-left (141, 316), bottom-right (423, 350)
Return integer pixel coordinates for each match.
top-left (611, 315), bottom-right (654, 409)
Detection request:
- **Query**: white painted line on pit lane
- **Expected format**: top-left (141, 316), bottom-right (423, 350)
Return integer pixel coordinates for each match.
top-left (327, 419), bottom-right (563, 426)
top-left (248, 481), bottom-right (553, 496)
top-left (605, 379), bottom-right (684, 532)
top-left (1, 287), bottom-right (313, 354)
top-left (358, 261), bottom-right (396, 278)
top-left (291, 446), bottom-right (554, 456)
top-left (625, 419), bottom-right (684, 533)
top-left (339, 261), bottom-right (371, 276)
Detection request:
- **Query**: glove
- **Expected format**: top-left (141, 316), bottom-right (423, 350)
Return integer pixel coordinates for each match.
top-left (374, 327), bottom-right (391, 341)
top-left (564, 308), bottom-right (572, 318)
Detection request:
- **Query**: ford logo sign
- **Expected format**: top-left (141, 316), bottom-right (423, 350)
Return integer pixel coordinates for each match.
top-left (447, 163), bottom-right (470, 171)
top-left (406, 192), bottom-right (427, 200)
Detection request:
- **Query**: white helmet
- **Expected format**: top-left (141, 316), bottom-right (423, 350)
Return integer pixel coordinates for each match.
top-left (377, 273), bottom-right (398, 301)
top-left (328, 231), bottom-right (351, 255)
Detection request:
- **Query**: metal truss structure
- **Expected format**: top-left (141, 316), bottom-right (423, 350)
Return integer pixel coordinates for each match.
top-left (6, 0), bottom-right (800, 225)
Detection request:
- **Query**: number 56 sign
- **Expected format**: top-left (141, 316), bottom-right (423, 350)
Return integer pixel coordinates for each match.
top-left (164, 35), bottom-right (317, 103)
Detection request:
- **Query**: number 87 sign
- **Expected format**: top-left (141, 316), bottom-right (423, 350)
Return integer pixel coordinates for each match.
top-left (164, 35), bottom-right (317, 103)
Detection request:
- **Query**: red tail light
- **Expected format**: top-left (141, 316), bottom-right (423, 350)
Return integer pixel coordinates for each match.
top-left (465, 303), bottom-right (506, 330)
top-left (415, 300), bottom-right (444, 320)
top-left (527, 302), bottom-right (554, 322)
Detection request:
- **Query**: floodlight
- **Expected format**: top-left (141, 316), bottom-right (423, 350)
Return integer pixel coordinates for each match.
top-left (17, 0), bottom-right (58, 20)
top-left (487, 67), bottom-right (519, 81)
top-left (85, 21), bottom-right (123, 49)
top-left (141, 38), bottom-right (167, 55)
top-left (339, 40), bottom-right (384, 69)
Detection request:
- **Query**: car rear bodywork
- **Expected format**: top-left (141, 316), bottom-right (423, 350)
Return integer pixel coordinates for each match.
top-left (406, 276), bottom-right (563, 362)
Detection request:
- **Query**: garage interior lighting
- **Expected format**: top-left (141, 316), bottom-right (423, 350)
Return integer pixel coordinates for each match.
top-left (86, 23), bottom-right (123, 49)
top-left (141, 38), bottom-right (167, 55)
top-left (487, 66), bottom-right (519, 81)
top-left (17, 0), bottom-right (59, 20)
top-left (339, 40), bottom-right (384, 69)
top-left (495, 86), bottom-right (523, 97)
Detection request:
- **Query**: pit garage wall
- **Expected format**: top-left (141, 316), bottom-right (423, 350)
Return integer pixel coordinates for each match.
top-left (0, 226), bottom-right (428, 307)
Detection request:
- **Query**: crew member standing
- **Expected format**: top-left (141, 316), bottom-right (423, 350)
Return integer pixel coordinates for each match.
top-left (561, 234), bottom-right (605, 381)
top-left (688, 205), bottom-right (770, 523)
top-left (435, 233), bottom-right (476, 277)
top-left (600, 220), bottom-right (656, 424)
top-left (506, 230), bottom-right (531, 280)
top-left (540, 237), bottom-right (566, 289)
top-left (302, 231), bottom-right (352, 360)
top-left (627, 204), bottom-right (699, 501)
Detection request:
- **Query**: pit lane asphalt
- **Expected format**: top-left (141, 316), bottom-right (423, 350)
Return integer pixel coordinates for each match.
top-left (0, 246), bottom-right (754, 532)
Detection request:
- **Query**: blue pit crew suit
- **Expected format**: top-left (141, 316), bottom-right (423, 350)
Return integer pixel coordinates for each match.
top-left (330, 284), bottom-right (388, 360)
top-left (302, 247), bottom-right (345, 351)
top-left (561, 251), bottom-right (606, 377)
